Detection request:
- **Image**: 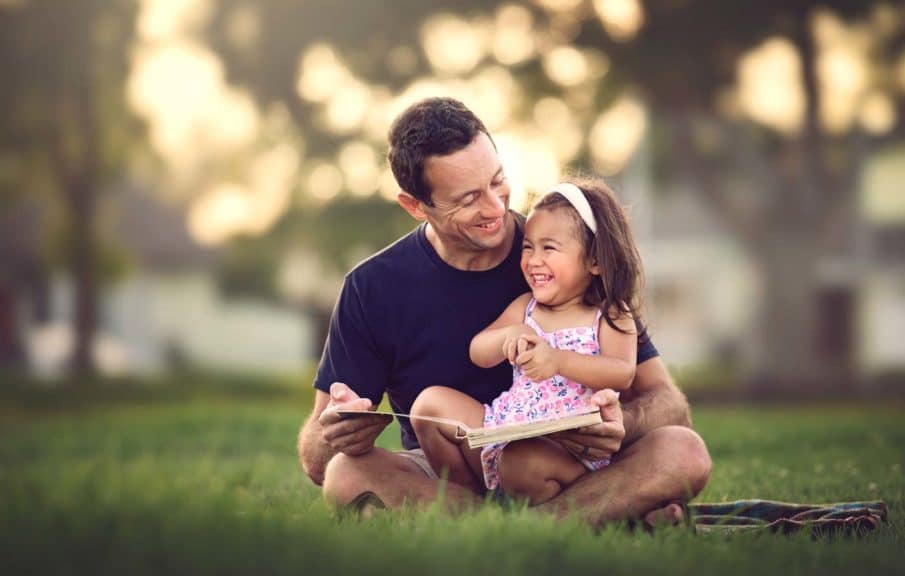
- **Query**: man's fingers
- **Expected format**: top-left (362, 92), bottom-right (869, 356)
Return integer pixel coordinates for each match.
top-left (591, 389), bottom-right (623, 425)
top-left (321, 412), bottom-right (387, 441)
top-left (318, 397), bottom-right (373, 426)
top-left (330, 382), bottom-right (360, 403)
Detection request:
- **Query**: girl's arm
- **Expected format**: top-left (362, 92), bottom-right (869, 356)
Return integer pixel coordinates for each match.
top-left (470, 292), bottom-right (534, 368)
top-left (516, 311), bottom-right (637, 391)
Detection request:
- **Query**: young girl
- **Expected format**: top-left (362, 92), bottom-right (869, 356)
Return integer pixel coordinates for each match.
top-left (410, 179), bottom-right (644, 505)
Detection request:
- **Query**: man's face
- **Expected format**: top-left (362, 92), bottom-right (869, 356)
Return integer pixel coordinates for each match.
top-left (420, 132), bottom-right (511, 254)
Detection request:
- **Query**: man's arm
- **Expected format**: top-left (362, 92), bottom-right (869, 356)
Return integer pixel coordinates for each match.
top-left (550, 357), bottom-right (690, 460)
top-left (298, 390), bottom-right (334, 486)
top-left (620, 357), bottom-right (691, 445)
top-left (298, 385), bottom-right (391, 485)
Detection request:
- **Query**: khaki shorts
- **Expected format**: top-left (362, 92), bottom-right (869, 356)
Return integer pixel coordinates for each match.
top-left (396, 448), bottom-right (438, 479)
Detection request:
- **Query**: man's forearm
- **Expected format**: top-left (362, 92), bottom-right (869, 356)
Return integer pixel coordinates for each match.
top-left (298, 417), bottom-right (336, 486)
top-left (621, 363), bottom-right (692, 445)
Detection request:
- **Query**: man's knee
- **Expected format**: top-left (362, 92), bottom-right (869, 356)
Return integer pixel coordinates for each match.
top-left (650, 425), bottom-right (711, 496)
top-left (322, 451), bottom-right (380, 507)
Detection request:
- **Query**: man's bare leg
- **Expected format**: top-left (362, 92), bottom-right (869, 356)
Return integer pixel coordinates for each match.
top-left (536, 426), bottom-right (711, 528)
top-left (322, 448), bottom-right (482, 514)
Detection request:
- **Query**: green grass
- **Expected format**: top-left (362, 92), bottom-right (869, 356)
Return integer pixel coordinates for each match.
top-left (0, 377), bottom-right (902, 575)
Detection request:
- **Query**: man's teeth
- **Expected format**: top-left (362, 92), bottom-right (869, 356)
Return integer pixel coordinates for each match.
top-left (477, 219), bottom-right (499, 230)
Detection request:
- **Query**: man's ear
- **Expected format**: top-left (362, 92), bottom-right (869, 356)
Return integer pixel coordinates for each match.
top-left (397, 192), bottom-right (427, 221)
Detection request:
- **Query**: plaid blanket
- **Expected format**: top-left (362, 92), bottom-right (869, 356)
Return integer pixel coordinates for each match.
top-left (687, 500), bottom-right (888, 536)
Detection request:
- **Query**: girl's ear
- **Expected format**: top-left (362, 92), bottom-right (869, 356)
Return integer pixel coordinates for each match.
top-left (588, 257), bottom-right (601, 276)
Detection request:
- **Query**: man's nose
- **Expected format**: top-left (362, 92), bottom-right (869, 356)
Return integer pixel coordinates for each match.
top-left (480, 187), bottom-right (506, 216)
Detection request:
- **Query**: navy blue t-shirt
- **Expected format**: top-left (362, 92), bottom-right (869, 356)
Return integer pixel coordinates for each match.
top-left (314, 214), bottom-right (659, 449)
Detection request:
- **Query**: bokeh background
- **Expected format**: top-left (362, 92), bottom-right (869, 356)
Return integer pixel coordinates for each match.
top-left (2, 0), bottom-right (904, 398)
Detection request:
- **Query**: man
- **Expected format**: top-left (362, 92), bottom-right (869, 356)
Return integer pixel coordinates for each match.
top-left (298, 97), bottom-right (711, 526)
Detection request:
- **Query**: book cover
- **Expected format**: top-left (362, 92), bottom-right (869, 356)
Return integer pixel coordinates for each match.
top-left (336, 406), bottom-right (602, 449)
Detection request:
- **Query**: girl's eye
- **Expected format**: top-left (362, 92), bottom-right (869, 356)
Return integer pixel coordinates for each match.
top-left (543, 245), bottom-right (556, 252)
top-left (522, 244), bottom-right (532, 251)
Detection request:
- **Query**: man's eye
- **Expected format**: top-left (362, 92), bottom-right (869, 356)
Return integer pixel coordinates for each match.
top-left (492, 176), bottom-right (505, 187)
top-left (463, 193), bottom-right (478, 205)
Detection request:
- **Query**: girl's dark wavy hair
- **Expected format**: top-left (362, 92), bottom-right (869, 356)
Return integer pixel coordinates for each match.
top-left (532, 178), bottom-right (644, 335)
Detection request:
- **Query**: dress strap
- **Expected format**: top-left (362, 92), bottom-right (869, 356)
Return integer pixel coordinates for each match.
top-left (592, 306), bottom-right (604, 327)
top-left (525, 297), bottom-right (537, 318)
top-left (523, 297), bottom-right (544, 334)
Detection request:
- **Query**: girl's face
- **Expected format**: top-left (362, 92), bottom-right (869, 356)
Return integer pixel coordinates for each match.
top-left (521, 208), bottom-right (598, 309)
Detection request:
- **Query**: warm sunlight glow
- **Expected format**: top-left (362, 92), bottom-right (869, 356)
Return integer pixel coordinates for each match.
top-left (378, 168), bottom-right (400, 203)
top-left (468, 66), bottom-right (520, 130)
top-left (496, 131), bottom-right (561, 213)
top-left (338, 141), bottom-right (380, 197)
top-left (533, 97), bottom-right (583, 162)
top-left (137, 0), bottom-right (212, 42)
top-left (859, 92), bottom-right (897, 135)
top-left (542, 45), bottom-right (589, 87)
top-left (592, 0), bottom-right (645, 42)
top-left (128, 41), bottom-right (260, 177)
top-left (323, 80), bottom-right (373, 135)
top-left (421, 14), bottom-right (487, 75)
top-left (244, 143), bottom-right (299, 235)
top-left (813, 9), bottom-right (872, 134)
top-left (296, 44), bottom-right (353, 104)
top-left (305, 161), bottom-right (344, 204)
top-left (533, 0), bottom-right (582, 14)
top-left (588, 96), bottom-right (648, 175)
top-left (736, 37), bottom-right (805, 136)
top-left (186, 144), bottom-right (298, 245)
top-left (189, 183), bottom-right (251, 246)
top-left (493, 4), bottom-right (536, 66)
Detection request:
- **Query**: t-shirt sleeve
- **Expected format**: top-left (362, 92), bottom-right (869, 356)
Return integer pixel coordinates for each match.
top-left (312, 274), bottom-right (389, 405)
top-left (635, 320), bottom-right (660, 365)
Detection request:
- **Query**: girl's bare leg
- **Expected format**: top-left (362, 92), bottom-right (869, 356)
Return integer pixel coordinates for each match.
top-left (499, 437), bottom-right (587, 505)
top-left (410, 386), bottom-right (487, 494)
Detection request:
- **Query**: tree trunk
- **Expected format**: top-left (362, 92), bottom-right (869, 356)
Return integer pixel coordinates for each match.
top-left (67, 177), bottom-right (98, 376)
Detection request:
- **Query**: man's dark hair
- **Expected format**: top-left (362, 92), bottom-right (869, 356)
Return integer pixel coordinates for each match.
top-left (387, 97), bottom-right (491, 206)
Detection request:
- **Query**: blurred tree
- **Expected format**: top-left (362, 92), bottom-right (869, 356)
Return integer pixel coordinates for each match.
top-left (219, 0), bottom-right (902, 390)
top-left (0, 0), bottom-right (138, 376)
top-left (619, 0), bottom-right (904, 390)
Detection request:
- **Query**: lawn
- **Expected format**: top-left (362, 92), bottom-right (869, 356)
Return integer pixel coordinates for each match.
top-left (0, 375), bottom-right (902, 575)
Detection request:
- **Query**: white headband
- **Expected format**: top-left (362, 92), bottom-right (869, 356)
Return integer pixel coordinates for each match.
top-left (542, 183), bottom-right (597, 234)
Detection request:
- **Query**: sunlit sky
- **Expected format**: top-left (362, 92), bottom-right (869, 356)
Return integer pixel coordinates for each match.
top-left (124, 0), bottom-right (903, 247)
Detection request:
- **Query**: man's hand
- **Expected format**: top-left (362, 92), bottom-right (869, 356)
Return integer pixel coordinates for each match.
top-left (502, 324), bottom-right (537, 364)
top-left (317, 383), bottom-right (392, 456)
top-left (514, 333), bottom-right (559, 381)
top-left (549, 389), bottom-right (625, 461)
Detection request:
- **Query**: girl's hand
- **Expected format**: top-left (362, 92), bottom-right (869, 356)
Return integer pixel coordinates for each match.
top-left (514, 333), bottom-right (559, 381)
top-left (502, 324), bottom-right (537, 365)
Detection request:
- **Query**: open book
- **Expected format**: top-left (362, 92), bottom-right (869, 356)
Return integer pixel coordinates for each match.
top-left (337, 406), bottom-right (602, 449)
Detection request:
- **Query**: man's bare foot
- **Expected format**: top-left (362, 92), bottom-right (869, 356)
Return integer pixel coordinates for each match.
top-left (643, 502), bottom-right (686, 528)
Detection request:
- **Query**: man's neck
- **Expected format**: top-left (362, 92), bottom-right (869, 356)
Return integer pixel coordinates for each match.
top-left (425, 218), bottom-right (516, 272)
